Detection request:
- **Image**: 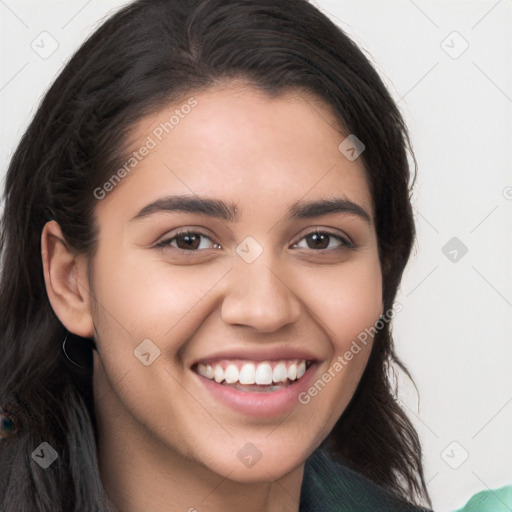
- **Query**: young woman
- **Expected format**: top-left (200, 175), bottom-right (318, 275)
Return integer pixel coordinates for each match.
top-left (0, 0), bottom-right (432, 510)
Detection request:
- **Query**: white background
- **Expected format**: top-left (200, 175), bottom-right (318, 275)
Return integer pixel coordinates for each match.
top-left (1, 1), bottom-right (511, 510)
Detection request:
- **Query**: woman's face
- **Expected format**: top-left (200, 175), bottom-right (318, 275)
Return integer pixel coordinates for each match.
top-left (89, 85), bottom-right (382, 481)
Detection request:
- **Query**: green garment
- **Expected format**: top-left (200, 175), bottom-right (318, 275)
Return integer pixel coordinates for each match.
top-left (453, 485), bottom-right (512, 512)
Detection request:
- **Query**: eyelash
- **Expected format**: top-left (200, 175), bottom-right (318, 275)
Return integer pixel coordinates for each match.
top-left (155, 229), bottom-right (355, 253)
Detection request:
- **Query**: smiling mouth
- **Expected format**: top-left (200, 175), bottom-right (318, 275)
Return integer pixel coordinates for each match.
top-left (192, 359), bottom-right (314, 392)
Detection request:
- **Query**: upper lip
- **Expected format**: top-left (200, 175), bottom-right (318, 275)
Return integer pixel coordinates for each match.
top-left (191, 346), bottom-right (320, 367)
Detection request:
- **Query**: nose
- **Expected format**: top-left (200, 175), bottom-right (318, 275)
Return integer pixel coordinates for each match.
top-left (220, 254), bottom-right (302, 333)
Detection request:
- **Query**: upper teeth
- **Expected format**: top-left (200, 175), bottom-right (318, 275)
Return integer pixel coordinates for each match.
top-left (197, 360), bottom-right (307, 385)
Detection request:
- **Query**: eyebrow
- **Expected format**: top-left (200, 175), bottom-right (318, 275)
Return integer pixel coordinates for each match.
top-left (130, 195), bottom-right (372, 224)
top-left (286, 197), bottom-right (371, 224)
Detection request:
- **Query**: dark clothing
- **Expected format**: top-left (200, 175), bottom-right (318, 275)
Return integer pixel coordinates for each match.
top-left (300, 450), bottom-right (431, 512)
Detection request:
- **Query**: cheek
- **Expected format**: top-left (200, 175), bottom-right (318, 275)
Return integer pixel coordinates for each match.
top-left (296, 255), bottom-right (383, 347)
top-left (291, 255), bottom-right (382, 429)
top-left (90, 249), bottom-right (231, 341)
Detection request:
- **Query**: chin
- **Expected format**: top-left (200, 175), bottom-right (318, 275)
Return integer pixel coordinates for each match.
top-left (197, 440), bottom-right (311, 483)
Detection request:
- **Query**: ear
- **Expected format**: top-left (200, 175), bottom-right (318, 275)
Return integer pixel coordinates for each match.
top-left (41, 220), bottom-right (95, 338)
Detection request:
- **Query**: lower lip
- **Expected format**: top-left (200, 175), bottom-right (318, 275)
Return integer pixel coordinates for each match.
top-left (193, 364), bottom-right (318, 418)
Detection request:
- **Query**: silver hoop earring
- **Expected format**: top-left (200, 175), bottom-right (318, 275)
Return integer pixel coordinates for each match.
top-left (62, 333), bottom-right (95, 370)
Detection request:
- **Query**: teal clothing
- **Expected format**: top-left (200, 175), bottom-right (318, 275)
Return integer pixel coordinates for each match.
top-left (453, 485), bottom-right (512, 512)
top-left (299, 449), bottom-right (430, 511)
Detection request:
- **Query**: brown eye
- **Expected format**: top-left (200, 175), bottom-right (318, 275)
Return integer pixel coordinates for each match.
top-left (175, 233), bottom-right (201, 250)
top-left (294, 231), bottom-right (353, 251)
top-left (156, 231), bottom-right (221, 251)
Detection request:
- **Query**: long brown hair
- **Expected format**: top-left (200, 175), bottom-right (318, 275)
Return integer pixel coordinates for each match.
top-left (0, 0), bottom-right (429, 509)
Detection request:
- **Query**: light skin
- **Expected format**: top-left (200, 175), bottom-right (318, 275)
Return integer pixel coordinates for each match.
top-left (41, 84), bottom-right (383, 512)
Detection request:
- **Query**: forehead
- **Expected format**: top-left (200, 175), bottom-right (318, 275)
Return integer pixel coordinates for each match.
top-left (95, 85), bottom-right (373, 221)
